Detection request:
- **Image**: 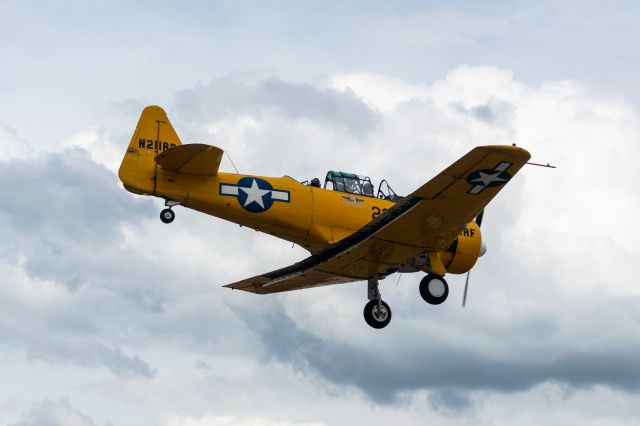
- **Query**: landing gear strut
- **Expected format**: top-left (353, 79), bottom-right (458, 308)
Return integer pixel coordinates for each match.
top-left (363, 276), bottom-right (392, 329)
top-left (160, 200), bottom-right (180, 224)
top-left (419, 274), bottom-right (449, 305)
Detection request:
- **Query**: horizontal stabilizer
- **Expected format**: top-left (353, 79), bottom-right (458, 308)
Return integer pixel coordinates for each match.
top-left (155, 143), bottom-right (224, 176)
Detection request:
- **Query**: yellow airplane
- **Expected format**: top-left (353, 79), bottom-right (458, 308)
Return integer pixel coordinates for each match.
top-left (119, 106), bottom-right (531, 328)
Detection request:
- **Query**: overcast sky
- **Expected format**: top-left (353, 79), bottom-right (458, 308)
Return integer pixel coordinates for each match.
top-left (1, 1), bottom-right (640, 425)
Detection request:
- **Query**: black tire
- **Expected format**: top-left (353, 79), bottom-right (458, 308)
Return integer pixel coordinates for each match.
top-left (363, 299), bottom-right (392, 329)
top-left (419, 274), bottom-right (449, 305)
top-left (160, 208), bottom-right (175, 224)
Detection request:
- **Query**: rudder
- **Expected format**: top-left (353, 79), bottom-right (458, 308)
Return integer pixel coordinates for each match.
top-left (118, 105), bottom-right (182, 195)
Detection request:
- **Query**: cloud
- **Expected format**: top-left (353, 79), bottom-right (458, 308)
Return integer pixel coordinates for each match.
top-left (0, 147), bottom-right (160, 377)
top-left (9, 398), bottom-right (107, 426)
top-left (1, 0), bottom-right (640, 424)
top-left (162, 414), bottom-right (326, 426)
top-left (0, 140), bottom-right (258, 378)
top-left (1, 66), bottom-right (640, 425)
top-left (0, 245), bottom-right (155, 378)
top-left (427, 388), bottom-right (473, 415)
top-left (329, 73), bottom-right (431, 113)
top-left (232, 291), bottom-right (640, 403)
top-left (0, 123), bottom-right (31, 160)
top-left (189, 67), bottom-right (640, 404)
top-left (62, 128), bottom-right (124, 174)
top-left (174, 74), bottom-right (380, 140)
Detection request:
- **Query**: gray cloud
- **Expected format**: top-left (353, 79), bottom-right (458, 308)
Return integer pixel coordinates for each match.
top-left (0, 144), bottom-right (260, 378)
top-left (0, 148), bottom-right (166, 304)
top-left (174, 74), bottom-right (380, 139)
top-left (450, 99), bottom-right (514, 126)
top-left (427, 388), bottom-right (473, 415)
top-left (21, 336), bottom-right (155, 378)
top-left (0, 148), bottom-right (162, 377)
top-left (232, 291), bottom-right (640, 404)
top-left (0, 148), bottom-right (139, 245)
top-left (1, 65), bottom-right (640, 425)
top-left (9, 398), bottom-right (108, 426)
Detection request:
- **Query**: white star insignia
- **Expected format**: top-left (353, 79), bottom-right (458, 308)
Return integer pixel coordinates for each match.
top-left (471, 171), bottom-right (507, 186)
top-left (240, 179), bottom-right (270, 208)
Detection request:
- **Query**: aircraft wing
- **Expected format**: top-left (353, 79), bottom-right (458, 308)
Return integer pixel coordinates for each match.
top-left (225, 145), bottom-right (530, 294)
top-left (155, 143), bottom-right (224, 176)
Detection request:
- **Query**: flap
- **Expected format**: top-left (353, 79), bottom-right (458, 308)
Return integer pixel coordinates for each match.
top-left (155, 143), bottom-right (224, 176)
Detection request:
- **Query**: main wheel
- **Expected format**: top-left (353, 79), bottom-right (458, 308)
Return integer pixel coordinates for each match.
top-left (419, 274), bottom-right (449, 305)
top-left (160, 208), bottom-right (175, 224)
top-left (363, 299), bottom-right (392, 329)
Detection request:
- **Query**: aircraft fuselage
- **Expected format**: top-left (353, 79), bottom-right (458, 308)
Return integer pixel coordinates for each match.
top-left (153, 168), bottom-right (396, 253)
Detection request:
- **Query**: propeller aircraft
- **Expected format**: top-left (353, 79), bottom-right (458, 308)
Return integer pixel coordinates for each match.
top-left (118, 106), bottom-right (531, 328)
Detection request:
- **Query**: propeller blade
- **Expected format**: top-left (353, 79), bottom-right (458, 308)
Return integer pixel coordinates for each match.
top-left (462, 271), bottom-right (470, 307)
top-left (464, 209), bottom-right (484, 307)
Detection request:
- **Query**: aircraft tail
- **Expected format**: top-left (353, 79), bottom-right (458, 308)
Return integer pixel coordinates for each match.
top-left (118, 105), bottom-right (182, 195)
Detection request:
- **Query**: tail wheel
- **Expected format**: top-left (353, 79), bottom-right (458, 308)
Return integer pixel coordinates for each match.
top-left (363, 299), bottom-right (392, 329)
top-left (160, 208), bottom-right (175, 224)
top-left (419, 274), bottom-right (449, 305)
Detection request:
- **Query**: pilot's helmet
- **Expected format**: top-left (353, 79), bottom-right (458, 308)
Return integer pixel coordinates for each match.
top-left (310, 178), bottom-right (321, 187)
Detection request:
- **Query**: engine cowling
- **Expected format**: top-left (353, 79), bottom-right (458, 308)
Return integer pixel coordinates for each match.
top-left (437, 221), bottom-right (483, 274)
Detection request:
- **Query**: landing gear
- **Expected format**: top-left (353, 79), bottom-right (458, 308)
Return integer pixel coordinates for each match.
top-left (419, 274), bottom-right (449, 305)
top-left (363, 276), bottom-right (392, 329)
top-left (160, 208), bottom-right (175, 224)
top-left (160, 200), bottom-right (180, 224)
top-left (364, 300), bottom-right (391, 329)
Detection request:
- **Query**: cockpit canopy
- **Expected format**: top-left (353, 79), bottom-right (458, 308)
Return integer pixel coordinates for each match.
top-left (324, 171), bottom-right (374, 196)
top-left (323, 171), bottom-right (401, 201)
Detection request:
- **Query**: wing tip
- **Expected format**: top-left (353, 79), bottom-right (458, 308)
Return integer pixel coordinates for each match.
top-left (479, 144), bottom-right (531, 159)
top-left (223, 276), bottom-right (271, 292)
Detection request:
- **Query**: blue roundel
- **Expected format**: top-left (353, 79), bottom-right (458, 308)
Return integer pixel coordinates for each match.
top-left (236, 177), bottom-right (274, 213)
top-left (219, 177), bottom-right (291, 213)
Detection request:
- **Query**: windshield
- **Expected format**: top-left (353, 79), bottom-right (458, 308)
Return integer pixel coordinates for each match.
top-left (322, 171), bottom-right (402, 201)
top-left (324, 171), bottom-right (374, 196)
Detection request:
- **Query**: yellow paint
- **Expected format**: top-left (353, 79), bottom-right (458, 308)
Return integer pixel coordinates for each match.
top-left (427, 252), bottom-right (447, 276)
top-left (119, 106), bottom-right (530, 286)
top-left (118, 105), bottom-right (182, 195)
top-left (152, 167), bottom-right (396, 253)
top-left (437, 221), bottom-right (482, 274)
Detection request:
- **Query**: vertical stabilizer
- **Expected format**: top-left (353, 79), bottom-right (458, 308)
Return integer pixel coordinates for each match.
top-left (118, 105), bottom-right (182, 195)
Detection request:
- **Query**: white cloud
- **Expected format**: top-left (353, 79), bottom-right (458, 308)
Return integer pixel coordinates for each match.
top-left (8, 398), bottom-right (105, 426)
top-left (62, 128), bottom-right (123, 174)
top-left (1, 67), bottom-right (640, 426)
top-left (162, 414), bottom-right (326, 426)
top-left (0, 123), bottom-right (31, 160)
top-left (328, 73), bottom-right (430, 113)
